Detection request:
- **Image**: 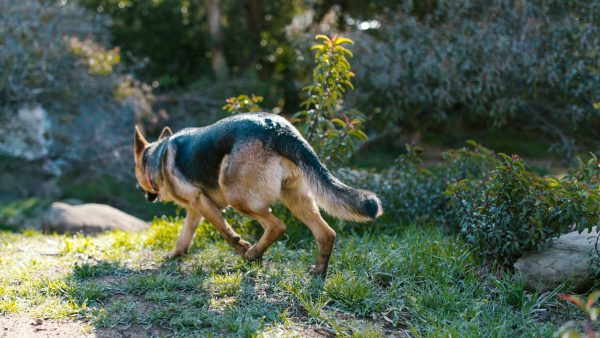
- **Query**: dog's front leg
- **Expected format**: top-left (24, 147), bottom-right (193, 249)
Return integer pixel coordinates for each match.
top-left (192, 195), bottom-right (252, 257)
top-left (168, 208), bottom-right (202, 258)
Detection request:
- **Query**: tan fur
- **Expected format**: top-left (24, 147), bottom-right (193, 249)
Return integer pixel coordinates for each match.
top-left (280, 171), bottom-right (336, 276)
top-left (134, 131), bottom-right (342, 277)
top-left (171, 209), bottom-right (202, 257)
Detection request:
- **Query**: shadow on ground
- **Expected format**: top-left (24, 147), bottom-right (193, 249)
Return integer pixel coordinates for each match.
top-left (63, 255), bottom-right (329, 337)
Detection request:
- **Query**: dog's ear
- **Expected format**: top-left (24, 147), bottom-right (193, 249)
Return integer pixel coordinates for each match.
top-left (134, 125), bottom-right (149, 159)
top-left (158, 126), bottom-right (173, 140)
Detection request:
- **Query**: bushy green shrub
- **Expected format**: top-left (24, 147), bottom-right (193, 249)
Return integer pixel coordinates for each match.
top-left (448, 154), bottom-right (600, 264)
top-left (352, 0), bottom-right (600, 155)
top-left (222, 95), bottom-right (264, 114)
top-left (339, 141), bottom-right (499, 226)
top-left (372, 146), bottom-right (447, 225)
top-left (0, 198), bottom-right (49, 231)
top-left (342, 145), bottom-right (598, 264)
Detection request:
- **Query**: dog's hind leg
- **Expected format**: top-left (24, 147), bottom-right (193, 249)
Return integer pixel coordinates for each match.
top-left (192, 194), bottom-right (252, 256)
top-left (280, 176), bottom-right (336, 278)
top-left (169, 209), bottom-right (203, 258)
top-left (241, 209), bottom-right (287, 261)
top-left (220, 140), bottom-right (287, 261)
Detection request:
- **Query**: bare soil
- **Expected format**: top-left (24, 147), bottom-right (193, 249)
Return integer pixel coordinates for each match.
top-left (0, 315), bottom-right (170, 338)
top-left (0, 315), bottom-right (93, 338)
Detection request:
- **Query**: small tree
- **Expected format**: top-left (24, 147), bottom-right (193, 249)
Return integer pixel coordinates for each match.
top-left (224, 34), bottom-right (368, 167)
top-left (294, 34), bottom-right (367, 166)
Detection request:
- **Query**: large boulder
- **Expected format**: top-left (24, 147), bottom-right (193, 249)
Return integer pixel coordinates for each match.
top-left (514, 227), bottom-right (599, 292)
top-left (41, 202), bottom-right (148, 234)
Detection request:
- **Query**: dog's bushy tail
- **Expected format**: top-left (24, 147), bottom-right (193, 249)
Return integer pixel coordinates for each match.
top-left (274, 131), bottom-right (383, 222)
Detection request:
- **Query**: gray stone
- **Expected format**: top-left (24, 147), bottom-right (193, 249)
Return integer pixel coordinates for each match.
top-left (41, 202), bottom-right (148, 234)
top-left (514, 227), bottom-right (599, 292)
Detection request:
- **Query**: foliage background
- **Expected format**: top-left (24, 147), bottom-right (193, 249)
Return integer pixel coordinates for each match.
top-left (72, 0), bottom-right (600, 155)
top-left (0, 0), bottom-right (597, 234)
top-left (351, 1), bottom-right (600, 157)
top-left (0, 1), bottom-right (599, 336)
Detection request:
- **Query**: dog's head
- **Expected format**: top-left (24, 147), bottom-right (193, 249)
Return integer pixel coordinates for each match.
top-left (133, 126), bottom-right (172, 202)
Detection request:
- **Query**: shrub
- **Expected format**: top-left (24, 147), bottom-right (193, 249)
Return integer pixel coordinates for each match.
top-left (448, 154), bottom-right (600, 264)
top-left (78, 0), bottom-right (304, 90)
top-left (0, 198), bottom-right (49, 231)
top-left (222, 95), bottom-right (264, 114)
top-left (352, 0), bottom-right (600, 156)
top-left (349, 141), bottom-right (498, 226)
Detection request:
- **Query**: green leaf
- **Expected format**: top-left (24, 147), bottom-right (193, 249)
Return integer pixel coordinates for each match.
top-left (315, 35), bottom-right (330, 42)
top-left (325, 130), bottom-right (339, 138)
top-left (335, 46), bottom-right (354, 58)
top-left (331, 118), bottom-right (346, 128)
top-left (348, 129), bottom-right (368, 141)
top-left (333, 37), bottom-right (354, 46)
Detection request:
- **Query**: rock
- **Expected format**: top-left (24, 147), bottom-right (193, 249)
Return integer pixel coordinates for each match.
top-left (60, 198), bottom-right (84, 205)
top-left (41, 202), bottom-right (148, 234)
top-left (514, 227), bottom-right (600, 292)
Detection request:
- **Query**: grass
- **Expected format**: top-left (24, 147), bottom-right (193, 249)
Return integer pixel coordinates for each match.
top-left (0, 213), bottom-right (581, 337)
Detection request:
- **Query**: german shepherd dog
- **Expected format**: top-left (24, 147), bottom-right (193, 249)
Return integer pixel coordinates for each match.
top-left (133, 113), bottom-right (382, 277)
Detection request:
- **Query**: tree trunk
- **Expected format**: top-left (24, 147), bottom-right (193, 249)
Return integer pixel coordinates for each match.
top-left (242, 0), bottom-right (262, 70)
top-left (206, 0), bottom-right (228, 81)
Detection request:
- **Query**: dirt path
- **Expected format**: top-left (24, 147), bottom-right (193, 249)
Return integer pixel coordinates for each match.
top-left (0, 315), bottom-right (171, 338)
top-left (0, 315), bottom-right (93, 338)
top-left (0, 314), bottom-right (340, 337)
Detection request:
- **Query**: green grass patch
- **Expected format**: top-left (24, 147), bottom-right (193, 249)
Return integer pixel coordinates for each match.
top-left (0, 217), bottom-right (579, 336)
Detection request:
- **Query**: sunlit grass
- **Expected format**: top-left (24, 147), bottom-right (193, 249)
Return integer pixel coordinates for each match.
top-left (0, 217), bottom-right (580, 336)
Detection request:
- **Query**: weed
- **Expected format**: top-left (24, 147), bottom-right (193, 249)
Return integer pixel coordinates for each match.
top-left (555, 291), bottom-right (600, 338)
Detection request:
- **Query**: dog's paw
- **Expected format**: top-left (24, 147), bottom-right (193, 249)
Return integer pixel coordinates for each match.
top-left (239, 240), bottom-right (252, 251)
top-left (165, 249), bottom-right (185, 260)
top-left (307, 265), bottom-right (327, 278)
top-left (234, 240), bottom-right (253, 256)
top-left (244, 246), bottom-right (263, 262)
